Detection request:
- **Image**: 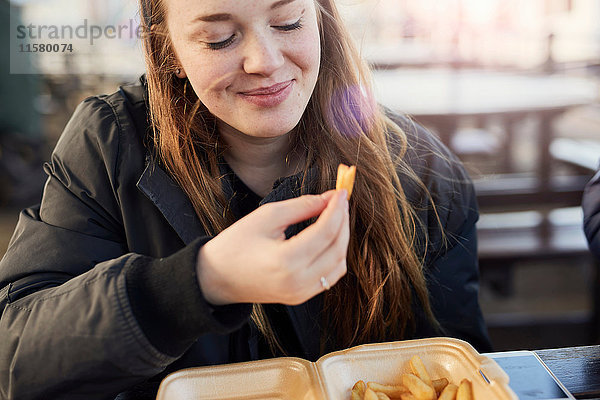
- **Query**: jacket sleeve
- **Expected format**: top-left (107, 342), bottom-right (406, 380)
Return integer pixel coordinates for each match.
top-left (583, 169), bottom-right (600, 258)
top-left (0, 97), bottom-right (249, 400)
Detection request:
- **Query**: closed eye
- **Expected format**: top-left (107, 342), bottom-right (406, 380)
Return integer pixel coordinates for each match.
top-left (206, 34), bottom-right (236, 50)
top-left (274, 18), bottom-right (303, 31)
top-left (205, 16), bottom-right (303, 51)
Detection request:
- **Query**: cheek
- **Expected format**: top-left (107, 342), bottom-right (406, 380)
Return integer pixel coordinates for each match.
top-left (295, 23), bottom-right (321, 80)
top-left (295, 41), bottom-right (319, 73)
top-left (186, 57), bottom-right (239, 104)
top-left (167, 33), bottom-right (235, 101)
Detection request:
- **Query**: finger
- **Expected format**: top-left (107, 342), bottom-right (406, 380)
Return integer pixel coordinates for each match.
top-left (260, 190), bottom-right (338, 234)
top-left (285, 189), bottom-right (348, 262)
top-left (303, 203), bottom-right (349, 288)
top-left (320, 257), bottom-right (347, 293)
top-left (280, 255), bottom-right (347, 305)
top-left (304, 219), bottom-right (349, 297)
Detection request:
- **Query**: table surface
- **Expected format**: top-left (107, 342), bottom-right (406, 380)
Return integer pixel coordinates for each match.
top-left (372, 68), bottom-right (598, 116)
top-left (536, 346), bottom-right (600, 399)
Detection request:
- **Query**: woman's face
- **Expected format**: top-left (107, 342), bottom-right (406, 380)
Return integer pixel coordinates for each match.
top-left (165, 0), bottom-right (321, 139)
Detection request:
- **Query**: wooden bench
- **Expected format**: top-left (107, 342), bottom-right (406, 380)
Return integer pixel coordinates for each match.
top-left (474, 172), bottom-right (600, 343)
top-left (477, 208), bottom-right (589, 262)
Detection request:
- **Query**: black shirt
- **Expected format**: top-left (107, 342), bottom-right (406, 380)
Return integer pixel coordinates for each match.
top-left (228, 165), bottom-right (306, 360)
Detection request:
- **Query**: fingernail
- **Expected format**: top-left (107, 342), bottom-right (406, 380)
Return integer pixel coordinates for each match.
top-left (339, 189), bottom-right (348, 204)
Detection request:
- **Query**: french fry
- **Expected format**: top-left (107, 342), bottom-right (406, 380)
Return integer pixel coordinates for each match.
top-left (438, 383), bottom-right (459, 400)
top-left (409, 355), bottom-right (433, 388)
top-left (376, 392), bottom-right (391, 400)
top-left (336, 164), bottom-right (347, 190)
top-left (401, 374), bottom-right (436, 400)
top-left (364, 387), bottom-right (379, 400)
top-left (336, 163), bottom-right (356, 199)
top-left (457, 379), bottom-right (473, 400)
top-left (433, 378), bottom-right (449, 395)
top-left (367, 382), bottom-right (409, 397)
top-left (351, 380), bottom-right (366, 400)
top-left (349, 355), bottom-right (476, 400)
top-left (399, 393), bottom-right (417, 400)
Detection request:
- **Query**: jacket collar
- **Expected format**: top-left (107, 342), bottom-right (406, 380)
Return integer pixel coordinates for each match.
top-left (136, 154), bottom-right (209, 245)
top-left (136, 152), bottom-right (321, 244)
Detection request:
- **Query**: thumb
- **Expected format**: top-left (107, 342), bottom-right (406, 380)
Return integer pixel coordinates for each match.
top-left (268, 190), bottom-right (341, 231)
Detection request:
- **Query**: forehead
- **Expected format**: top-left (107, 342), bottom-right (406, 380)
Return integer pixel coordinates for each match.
top-left (164, 0), bottom-right (310, 22)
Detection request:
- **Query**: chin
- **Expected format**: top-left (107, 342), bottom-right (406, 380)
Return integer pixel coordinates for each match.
top-left (240, 116), bottom-right (302, 138)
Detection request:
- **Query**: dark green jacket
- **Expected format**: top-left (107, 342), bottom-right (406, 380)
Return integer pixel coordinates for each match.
top-left (0, 77), bottom-right (490, 399)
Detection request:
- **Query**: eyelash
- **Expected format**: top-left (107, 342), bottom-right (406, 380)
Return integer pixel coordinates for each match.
top-left (276, 19), bottom-right (303, 32)
top-left (206, 18), bottom-right (303, 51)
top-left (207, 35), bottom-right (236, 51)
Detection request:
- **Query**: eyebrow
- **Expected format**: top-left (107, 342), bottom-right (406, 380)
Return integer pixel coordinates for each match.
top-left (195, 13), bottom-right (231, 22)
top-left (270, 0), bottom-right (296, 10)
top-left (192, 0), bottom-right (297, 23)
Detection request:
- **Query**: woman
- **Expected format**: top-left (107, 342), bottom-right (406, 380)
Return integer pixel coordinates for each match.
top-left (0, 0), bottom-right (490, 398)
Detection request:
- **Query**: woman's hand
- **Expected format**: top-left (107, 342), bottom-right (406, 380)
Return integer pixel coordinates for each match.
top-left (196, 190), bottom-right (350, 306)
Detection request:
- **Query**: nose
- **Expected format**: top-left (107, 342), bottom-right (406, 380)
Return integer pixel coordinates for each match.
top-left (242, 33), bottom-right (284, 76)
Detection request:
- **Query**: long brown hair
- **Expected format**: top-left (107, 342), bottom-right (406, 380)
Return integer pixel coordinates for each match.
top-left (140, 0), bottom-right (439, 352)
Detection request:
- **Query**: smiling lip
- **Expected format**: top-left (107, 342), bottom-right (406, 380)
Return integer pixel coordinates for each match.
top-left (239, 80), bottom-right (294, 107)
top-left (241, 81), bottom-right (292, 95)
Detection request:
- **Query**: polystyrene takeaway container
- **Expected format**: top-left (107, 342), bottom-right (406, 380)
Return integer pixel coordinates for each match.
top-left (156, 337), bottom-right (518, 399)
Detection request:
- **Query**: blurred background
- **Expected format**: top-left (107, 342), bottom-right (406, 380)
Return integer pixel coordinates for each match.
top-left (1, 0), bottom-right (599, 352)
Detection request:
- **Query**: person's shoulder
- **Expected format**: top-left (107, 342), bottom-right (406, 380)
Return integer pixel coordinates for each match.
top-left (382, 107), bottom-right (478, 249)
top-left (51, 76), bottom-right (149, 176)
top-left (116, 75), bottom-right (148, 105)
top-left (61, 75), bottom-right (148, 143)
top-left (383, 107), bottom-right (467, 184)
